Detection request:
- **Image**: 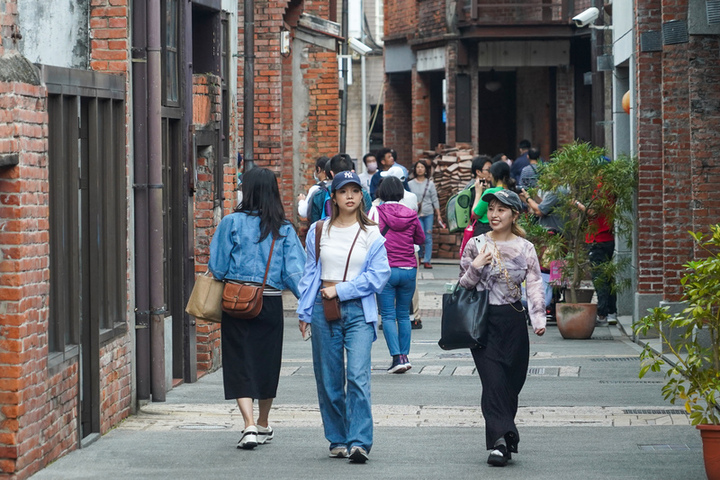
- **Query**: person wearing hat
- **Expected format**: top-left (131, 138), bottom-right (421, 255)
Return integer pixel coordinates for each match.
top-left (297, 170), bottom-right (391, 464)
top-left (458, 189), bottom-right (546, 467)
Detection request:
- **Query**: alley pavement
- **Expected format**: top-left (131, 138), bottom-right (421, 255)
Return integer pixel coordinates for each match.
top-left (32, 262), bottom-right (706, 480)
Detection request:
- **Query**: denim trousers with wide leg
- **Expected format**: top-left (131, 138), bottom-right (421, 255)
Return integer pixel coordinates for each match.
top-left (310, 291), bottom-right (374, 452)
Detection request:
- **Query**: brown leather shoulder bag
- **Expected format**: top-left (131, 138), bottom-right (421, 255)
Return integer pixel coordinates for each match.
top-left (222, 236), bottom-right (276, 319)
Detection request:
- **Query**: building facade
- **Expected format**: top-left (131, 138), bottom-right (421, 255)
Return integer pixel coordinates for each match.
top-left (382, 0), bottom-right (603, 168)
top-left (0, 0), bottom-right (340, 477)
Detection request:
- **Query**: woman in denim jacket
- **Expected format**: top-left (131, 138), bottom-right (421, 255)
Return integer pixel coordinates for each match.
top-left (209, 168), bottom-right (306, 450)
top-left (297, 171), bottom-right (391, 463)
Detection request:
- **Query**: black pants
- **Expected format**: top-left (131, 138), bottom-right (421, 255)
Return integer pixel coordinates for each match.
top-left (471, 303), bottom-right (529, 451)
top-left (588, 240), bottom-right (616, 317)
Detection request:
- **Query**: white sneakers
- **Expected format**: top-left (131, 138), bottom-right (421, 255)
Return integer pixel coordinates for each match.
top-left (238, 425), bottom-right (273, 449)
top-left (256, 425), bottom-right (274, 444)
top-left (237, 425), bottom-right (258, 449)
top-left (329, 446), bottom-right (348, 458)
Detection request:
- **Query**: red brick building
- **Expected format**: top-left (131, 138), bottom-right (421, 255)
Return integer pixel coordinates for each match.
top-left (0, 0), bottom-right (340, 477)
top-left (619, 0), bottom-right (720, 317)
top-left (382, 0), bottom-right (600, 168)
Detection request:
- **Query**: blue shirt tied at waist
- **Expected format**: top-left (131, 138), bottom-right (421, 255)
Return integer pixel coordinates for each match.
top-left (209, 212), bottom-right (307, 298)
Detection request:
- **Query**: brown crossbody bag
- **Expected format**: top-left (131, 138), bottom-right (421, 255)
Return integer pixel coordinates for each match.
top-left (315, 220), bottom-right (362, 321)
top-left (221, 236), bottom-right (276, 319)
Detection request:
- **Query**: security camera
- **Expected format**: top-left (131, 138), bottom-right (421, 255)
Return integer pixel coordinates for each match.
top-left (572, 7), bottom-right (600, 27)
top-left (349, 37), bottom-right (372, 56)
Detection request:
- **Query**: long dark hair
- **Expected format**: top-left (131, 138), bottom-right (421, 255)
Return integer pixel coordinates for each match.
top-left (489, 161), bottom-right (516, 191)
top-left (236, 167), bottom-right (287, 242)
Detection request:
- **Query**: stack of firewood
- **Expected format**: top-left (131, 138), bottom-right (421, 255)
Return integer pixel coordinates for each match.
top-left (419, 144), bottom-right (475, 260)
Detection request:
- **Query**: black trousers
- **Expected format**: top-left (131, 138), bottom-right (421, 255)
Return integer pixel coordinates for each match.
top-left (588, 240), bottom-right (616, 317)
top-left (471, 302), bottom-right (529, 450)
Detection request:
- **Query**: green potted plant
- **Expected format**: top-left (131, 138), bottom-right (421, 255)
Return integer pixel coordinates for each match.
top-left (535, 141), bottom-right (636, 338)
top-left (633, 226), bottom-right (720, 479)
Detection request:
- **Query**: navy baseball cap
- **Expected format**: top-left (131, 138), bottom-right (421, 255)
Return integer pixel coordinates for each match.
top-left (331, 170), bottom-right (362, 192)
top-left (482, 189), bottom-right (523, 212)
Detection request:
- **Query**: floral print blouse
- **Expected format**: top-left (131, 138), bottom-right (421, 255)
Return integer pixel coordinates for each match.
top-left (459, 234), bottom-right (546, 330)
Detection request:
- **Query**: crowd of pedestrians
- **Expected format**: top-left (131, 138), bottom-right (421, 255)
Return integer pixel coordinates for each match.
top-left (205, 140), bottom-right (617, 467)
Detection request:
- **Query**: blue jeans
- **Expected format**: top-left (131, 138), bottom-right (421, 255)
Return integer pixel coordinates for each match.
top-left (310, 292), bottom-right (374, 452)
top-left (418, 214), bottom-right (434, 263)
top-left (377, 267), bottom-right (416, 356)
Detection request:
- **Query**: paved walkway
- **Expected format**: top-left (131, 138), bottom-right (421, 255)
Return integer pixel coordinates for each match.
top-left (31, 262), bottom-right (707, 480)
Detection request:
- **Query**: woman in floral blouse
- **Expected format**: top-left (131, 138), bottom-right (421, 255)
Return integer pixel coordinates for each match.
top-left (458, 189), bottom-right (546, 467)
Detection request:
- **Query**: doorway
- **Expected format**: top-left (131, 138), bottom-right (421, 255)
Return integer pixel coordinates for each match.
top-left (477, 70), bottom-right (517, 157)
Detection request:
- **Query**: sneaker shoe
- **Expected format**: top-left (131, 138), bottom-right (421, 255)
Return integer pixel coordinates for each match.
top-left (401, 354), bottom-right (412, 371)
top-left (348, 446), bottom-right (369, 463)
top-left (256, 425), bottom-right (273, 444)
top-left (607, 313), bottom-right (618, 325)
top-left (487, 444), bottom-right (509, 467)
top-left (329, 446), bottom-right (348, 458)
top-left (595, 315), bottom-right (608, 327)
top-left (237, 426), bottom-right (258, 449)
top-left (423, 262), bottom-right (433, 269)
top-left (387, 355), bottom-right (407, 374)
top-left (411, 319), bottom-right (423, 330)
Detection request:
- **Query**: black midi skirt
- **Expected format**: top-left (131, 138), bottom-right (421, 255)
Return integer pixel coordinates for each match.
top-left (221, 295), bottom-right (284, 400)
top-left (471, 302), bottom-right (530, 450)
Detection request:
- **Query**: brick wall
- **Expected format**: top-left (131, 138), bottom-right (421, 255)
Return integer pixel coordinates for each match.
top-left (88, 0), bottom-right (133, 436)
top-left (688, 35), bottom-right (720, 246)
top-left (412, 68), bottom-right (431, 161)
top-left (89, 0), bottom-right (128, 74)
top-left (192, 74), bottom-right (224, 373)
top-left (384, 0), bottom-right (416, 42)
top-left (238, 1), bottom-right (339, 223)
top-left (634, 0), bottom-right (664, 297)
top-left (0, 74), bottom-right (54, 479)
top-left (416, 0), bottom-right (447, 41)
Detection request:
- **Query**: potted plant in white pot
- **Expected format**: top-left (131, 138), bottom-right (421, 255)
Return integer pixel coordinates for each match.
top-left (633, 225), bottom-right (720, 480)
top-left (536, 141), bottom-right (636, 338)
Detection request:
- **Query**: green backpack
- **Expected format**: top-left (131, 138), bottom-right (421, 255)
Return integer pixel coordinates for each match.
top-left (446, 186), bottom-right (474, 233)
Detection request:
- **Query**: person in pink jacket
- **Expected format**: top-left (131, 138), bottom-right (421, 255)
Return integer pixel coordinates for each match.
top-left (371, 176), bottom-right (425, 373)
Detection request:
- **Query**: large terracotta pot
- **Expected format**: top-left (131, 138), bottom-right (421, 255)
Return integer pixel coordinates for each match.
top-left (556, 303), bottom-right (597, 339)
top-left (698, 424), bottom-right (720, 480)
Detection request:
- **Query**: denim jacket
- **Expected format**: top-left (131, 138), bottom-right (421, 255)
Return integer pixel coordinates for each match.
top-left (296, 221), bottom-right (391, 338)
top-left (209, 212), bottom-right (306, 298)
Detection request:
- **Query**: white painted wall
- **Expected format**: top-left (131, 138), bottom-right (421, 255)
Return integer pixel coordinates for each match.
top-left (17, 0), bottom-right (89, 69)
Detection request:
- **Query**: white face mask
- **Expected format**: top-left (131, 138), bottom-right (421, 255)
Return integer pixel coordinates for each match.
top-left (366, 161), bottom-right (378, 173)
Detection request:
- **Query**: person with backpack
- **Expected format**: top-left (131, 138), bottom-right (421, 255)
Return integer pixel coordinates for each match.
top-left (297, 171), bottom-right (391, 463)
top-left (309, 154), bottom-right (372, 223)
top-left (472, 161), bottom-right (517, 237)
top-left (369, 176), bottom-right (425, 373)
top-left (298, 156), bottom-right (330, 220)
top-left (518, 148), bottom-right (541, 189)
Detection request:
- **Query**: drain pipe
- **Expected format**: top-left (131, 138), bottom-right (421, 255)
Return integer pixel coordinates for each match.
top-left (339, 0), bottom-right (348, 153)
top-left (147, 0), bottom-right (166, 401)
top-left (243, 0), bottom-right (255, 170)
top-left (131, 0), bottom-right (151, 401)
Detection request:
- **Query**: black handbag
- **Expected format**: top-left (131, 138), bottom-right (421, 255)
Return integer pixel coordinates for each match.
top-left (438, 284), bottom-right (489, 350)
